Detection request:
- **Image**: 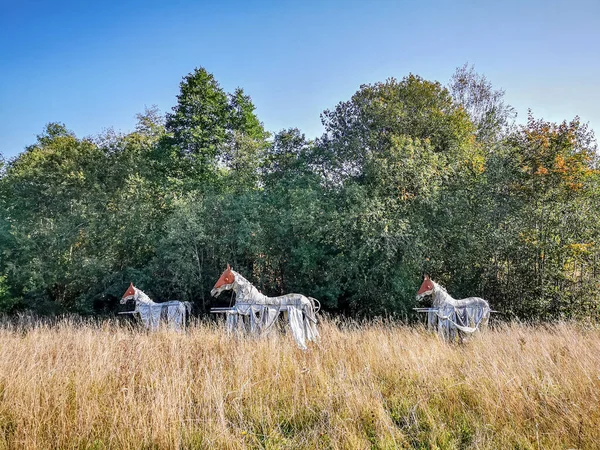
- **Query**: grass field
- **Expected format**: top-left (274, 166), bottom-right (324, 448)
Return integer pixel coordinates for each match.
top-left (0, 317), bottom-right (597, 449)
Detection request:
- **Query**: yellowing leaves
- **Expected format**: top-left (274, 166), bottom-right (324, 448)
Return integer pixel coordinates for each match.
top-left (564, 242), bottom-right (594, 257)
top-left (554, 154), bottom-right (567, 174)
top-left (510, 114), bottom-right (597, 196)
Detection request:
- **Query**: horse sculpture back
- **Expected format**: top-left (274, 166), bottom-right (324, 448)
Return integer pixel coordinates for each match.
top-left (210, 264), bottom-right (320, 350)
top-left (120, 283), bottom-right (192, 331)
top-left (416, 275), bottom-right (491, 340)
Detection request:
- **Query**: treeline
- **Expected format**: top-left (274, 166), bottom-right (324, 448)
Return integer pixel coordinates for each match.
top-left (0, 65), bottom-right (598, 319)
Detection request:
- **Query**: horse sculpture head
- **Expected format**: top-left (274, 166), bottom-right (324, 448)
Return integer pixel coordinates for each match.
top-left (416, 275), bottom-right (435, 299)
top-left (211, 264), bottom-right (235, 297)
top-left (120, 282), bottom-right (136, 304)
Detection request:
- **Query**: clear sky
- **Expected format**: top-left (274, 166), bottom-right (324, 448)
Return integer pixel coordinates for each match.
top-left (1, 0), bottom-right (599, 158)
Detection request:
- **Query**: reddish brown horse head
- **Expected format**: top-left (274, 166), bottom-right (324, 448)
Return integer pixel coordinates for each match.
top-left (416, 275), bottom-right (435, 298)
top-left (121, 282), bottom-right (136, 304)
top-left (211, 264), bottom-right (236, 297)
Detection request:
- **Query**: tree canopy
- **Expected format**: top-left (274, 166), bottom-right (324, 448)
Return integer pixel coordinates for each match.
top-left (0, 66), bottom-right (598, 320)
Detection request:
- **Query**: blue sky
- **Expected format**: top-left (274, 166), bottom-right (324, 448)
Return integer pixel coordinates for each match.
top-left (1, 0), bottom-right (599, 158)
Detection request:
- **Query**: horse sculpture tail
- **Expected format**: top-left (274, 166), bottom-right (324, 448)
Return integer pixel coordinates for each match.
top-left (301, 297), bottom-right (320, 344)
top-left (308, 297), bottom-right (321, 316)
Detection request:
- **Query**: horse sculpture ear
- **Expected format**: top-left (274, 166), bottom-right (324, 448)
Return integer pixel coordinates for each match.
top-left (227, 263), bottom-right (231, 271)
top-left (424, 274), bottom-right (429, 280)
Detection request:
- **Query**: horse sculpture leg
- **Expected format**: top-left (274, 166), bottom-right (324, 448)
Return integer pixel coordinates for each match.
top-left (479, 310), bottom-right (490, 332)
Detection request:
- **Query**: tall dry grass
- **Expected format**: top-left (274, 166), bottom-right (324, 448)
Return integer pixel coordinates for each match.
top-left (0, 317), bottom-right (598, 449)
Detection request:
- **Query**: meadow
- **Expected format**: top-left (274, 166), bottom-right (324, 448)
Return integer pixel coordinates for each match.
top-left (0, 317), bottom-right (598, 449)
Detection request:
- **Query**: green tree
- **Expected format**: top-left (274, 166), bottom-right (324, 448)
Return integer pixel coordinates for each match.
top-left (165, 67), bottom-right (230, 184)
top-left (484, 114), bottom-right (600, 318)
top-left (220, 89), bottom-right (270, 191)
top-left (319, 74), bottom-right (475, 184)
top-left (1, 124), bottom-right (108, 310)
top-left (228, 88), bottom-right (269, 141)
top-left (263, 128), bottom-right (312, 185)
top-left (314, 75), bottom-right (482, 314)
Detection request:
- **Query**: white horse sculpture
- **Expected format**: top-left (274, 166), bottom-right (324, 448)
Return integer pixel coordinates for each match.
top-left (210, 264), bottom-right (320, 350)
top-left (120, 283), bottom-right (192, 331)
top-left (415, 275), bottom-right (491, 340)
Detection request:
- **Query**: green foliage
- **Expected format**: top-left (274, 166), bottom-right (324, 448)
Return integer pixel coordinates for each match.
top-left (0, 67), bottom-right (599, 319)
top-left (319, 74), bottom-right (474, 184)
top-left (477, 115), bottom-right (600, 318)
top-left (166, 67), bottom-right (230, 159)
top-left (0, 275), bottom-right (20, 312)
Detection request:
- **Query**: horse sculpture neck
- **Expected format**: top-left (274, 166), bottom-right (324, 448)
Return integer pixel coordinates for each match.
top-left (231, 270), bottom-right (268, 304)
top-left (133, 287), bottom-right (156, 306)
top-left (432, 281), bottom-right (455, 307)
